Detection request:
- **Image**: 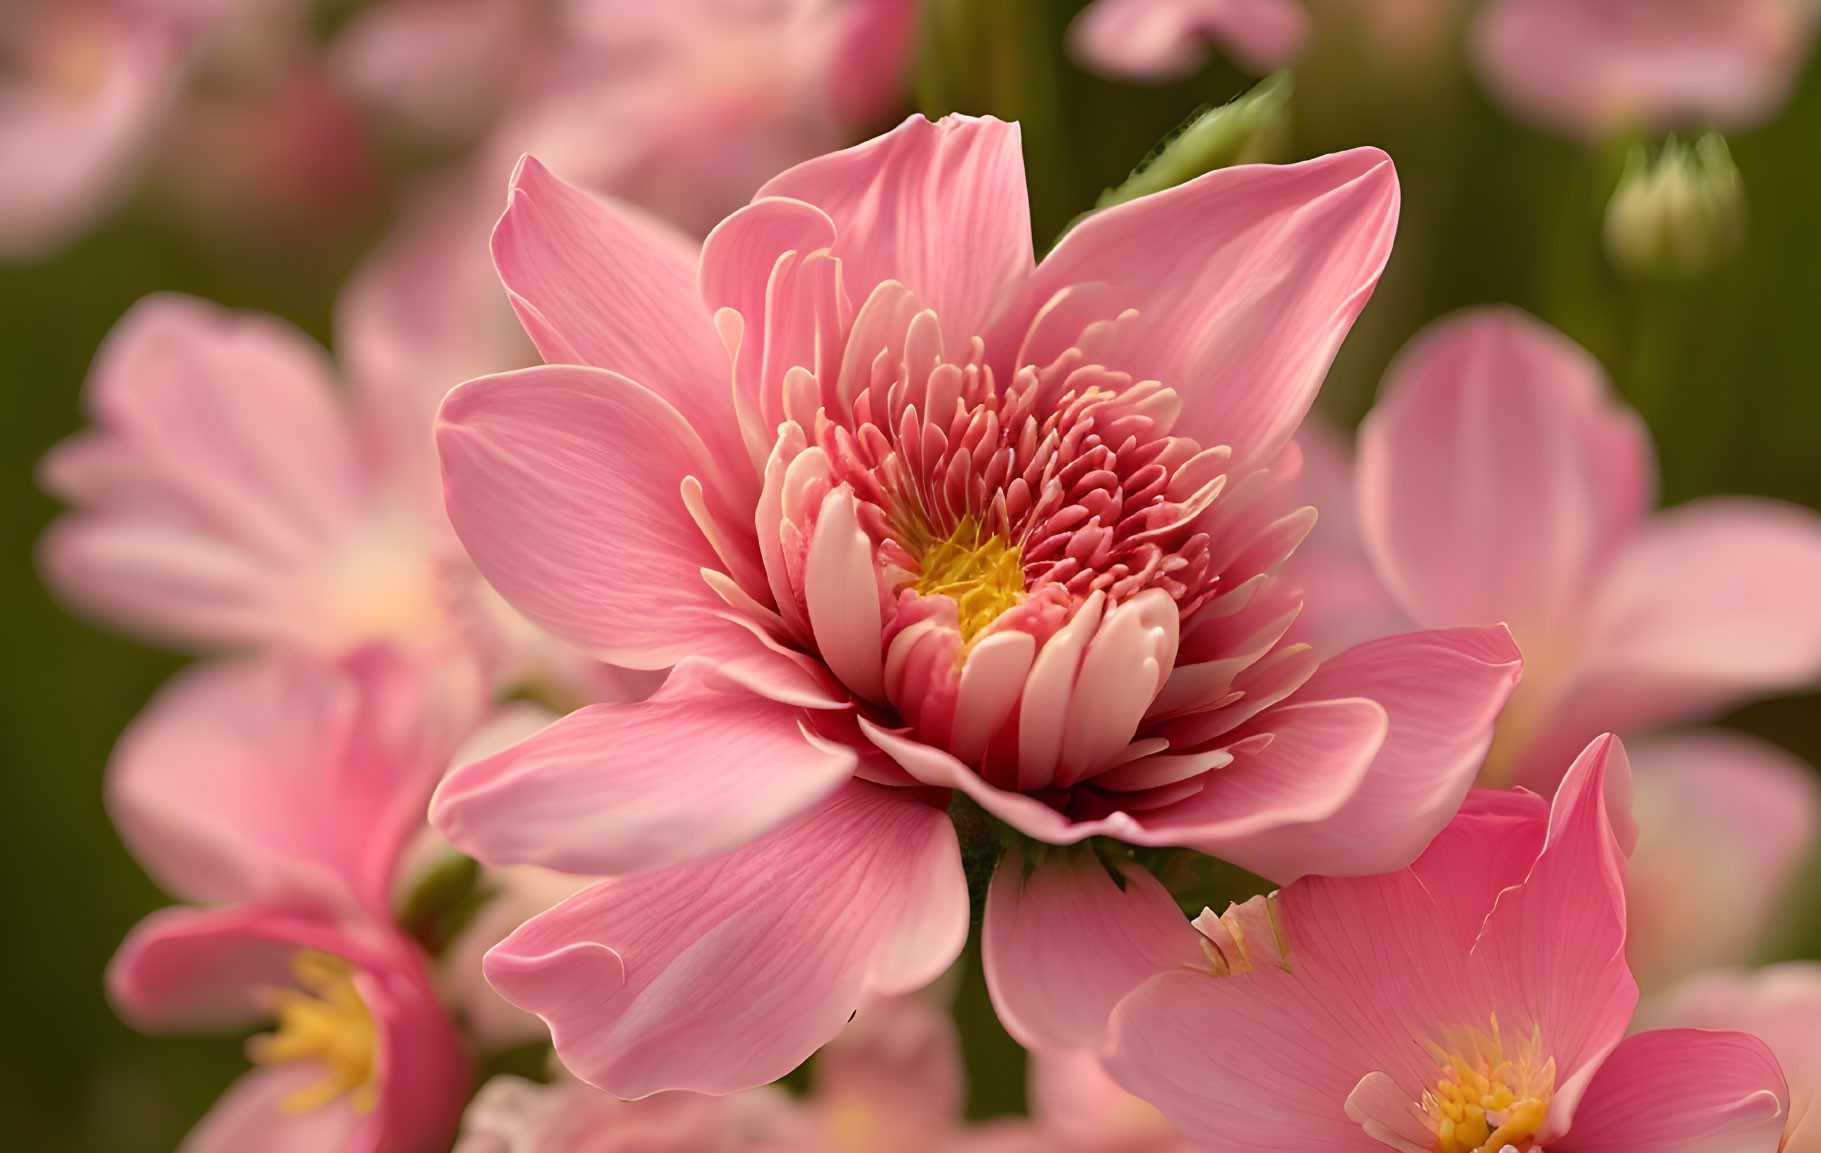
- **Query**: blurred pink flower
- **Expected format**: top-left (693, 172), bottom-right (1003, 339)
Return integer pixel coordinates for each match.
top-left (1068, 0), bottom-right (1310, 81)
top-left (335, 0), bottom-right (917, 236)
top-left (0, 0), bottom-right (191, 257)
top-left (1354, 307), bottom-right (1821, 791)
top-left (429, 112), bottom-right (1524, 1093)
top-left (1025, 1048), bottom-right (1189, 1153)
top-left (106, 647), bottom-right (475, 1153)
top-left (1105, 734), bottom-right (1793, 1153)
top-left (1472, 0), bottom-right (1821, 137)
top-left (33, 203), bottom-right (641, 700)
top-left (1651, 964), bottom-right (1821, 1153)
top-left (1624, 731), bottom-right (1818, 991)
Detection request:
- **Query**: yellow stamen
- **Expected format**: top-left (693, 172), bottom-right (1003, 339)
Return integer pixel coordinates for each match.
top-left (1423, 1017), bottom-right (1554, 1153)
top-left (912, 515), bottom-right (1025, 643)
top-left (247, 951), bottom-right (380, 1115)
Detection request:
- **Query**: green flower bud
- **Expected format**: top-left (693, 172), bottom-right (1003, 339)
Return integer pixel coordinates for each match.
top-left (1604, 132), bottom-right (1747, 282)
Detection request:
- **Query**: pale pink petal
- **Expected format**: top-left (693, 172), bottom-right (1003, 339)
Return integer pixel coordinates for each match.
top-left (489, 157), bottom-right (750, 488)
top-left (1131, 696), bottom-right (1389, 874)
top-left (982, 847), bottom-right (1203, 1050)
top-left (1625, 731), bottom-right (1819, 990)
top-left (1557, 1028), bottom-right (1789, 1153)
top-left (437, 364), bottom-right (755, 668)
top-left (1228, 625), bottom-right (1523, 881)
top-left (432, 667), bottom-right (857, 876)
top-left (329, 0), bottom-right (531, 141)
top-left (37, 294), bottom-right (366, 649)
top-left (1574, 497), bottom-right (1821, 731)
top-left (1013, 148), bottom-right (1398, 469)
top-left (1472, 0), bottom-right (1818, 138)
top-left (483, 782), bottom-right (967, 1097)
top-left (1650, 963), bottom-right (1821, 1153)
top-left (178, 1067), bottom-right (363, 1153)
top-left (106, 648), bottom-right (464, 916)
top-left (108, 905), bottom-right (357, 1031)
top-left (1356, 307), bottom-right (1653, 636)
top-left (1068, 0), bottom-right (1310, 81)
top-left (1474, 734), bottom-right (1638, 1129)
top-left (756, 115), bottom-right (1033, 344)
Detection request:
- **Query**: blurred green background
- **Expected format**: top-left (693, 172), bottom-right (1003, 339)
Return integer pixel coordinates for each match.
top-left (4, 2), bottom-right (1820, 1149)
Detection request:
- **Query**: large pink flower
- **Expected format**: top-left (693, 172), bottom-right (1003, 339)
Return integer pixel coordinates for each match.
top-left (1351, 307), bottom-right (1821, 791)
top-left (431, 113), bottom-right (1523, 1094)
top-left (1651, 964), bottom-right (1821, 1153)
top-left (1104, 733), bottom-right (1793, 1153)
top-left (106, 647), bottom-right (474, 1153)
top-left (1472, 0), bottom-right (1820, 137)
top-left (1068, 0), bottom-right (1310, 81)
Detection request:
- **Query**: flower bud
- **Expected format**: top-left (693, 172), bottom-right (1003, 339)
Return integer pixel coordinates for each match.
top-left (1604, 132), bottom-right (1747, 281)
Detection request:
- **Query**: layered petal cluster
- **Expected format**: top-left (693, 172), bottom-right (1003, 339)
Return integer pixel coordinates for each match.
top-left (1651, 964), bottom-right (1821, 1153)
top-left (1068, 0), bottom-right (1310, 81)
top-left (1105, 734), bottom-right (1793, 1153)
top-left (1472, 0), bottom-right (1821, 137)
top-left (106, 647), bottom-right (474, 1153)
top-left (432, 112), bottom-right (1526, 1095)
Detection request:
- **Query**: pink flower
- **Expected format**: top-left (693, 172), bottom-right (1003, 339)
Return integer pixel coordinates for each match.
top-left (1026, 1048), bottom-right (1190, 1153)
top-left (33, 203), bottom-right (640, 700)
top-left (0, 0), bottom-right (189, 258)
top-left (431, 112), bottom-right (1523, 1093)
top-left (1623, 731), bottom-right (1818, 991)
top-left (1353, 307), bottom-right (1821, 791)
top-left (1068, 0), bottom-right (1310, 81)
top-left (1651, 964), bottom-right (1821, 1153)
top-left (106, 647), bottom-right (474, 1153)
top-left (1104, 733), bottom-right (1794, 1153)
top-left (1472, 0), bottom-right (1821, 137)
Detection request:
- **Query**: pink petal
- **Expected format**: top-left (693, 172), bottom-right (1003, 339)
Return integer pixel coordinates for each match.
top-left (1557, 1029), bottom-right (1789, 1153)
top-left (756, 115), bottom-right (1034, 344)
top-left (982, 847), bottom-right (1203, 1050)
top-left (432, 667), bottom-right (857, 876)
top-left (1012, 148), bottom-right (1397, 469)
top-left (1473, 734), bottom-right (1638, 1130)
top-left (1577, 496), bottom-right (1821, 730)
top-left (108, 905), bottom-right (358, 1031)
top-left (1625, 730), bottom-right (1819, 991)
top-left (1234, 624), bottom-right (1524, 881)
top-left (483, 782), bottom-right (967, 1097)
top-left (1068, 0), bottom-right (1310, 81)
top-left (814, 994), bottom-right (965, 1149)
top-left (178, 1068), bottom-right (363, 1153)
top-left (489, 156), bottom-right (750, 493)
top-left (107, 648), bottom-right (464, 916)
top-left (1026, 1047), bottom-right (1185, 1151)
top-left (37, 294), bottom-right (366, 649)
top-left (1649, 963), bottom-right (1821, 1153)
top-left (1356, 307), bottom-right (1653, 636)
top-left (437, 364), bottom-right (754, 668)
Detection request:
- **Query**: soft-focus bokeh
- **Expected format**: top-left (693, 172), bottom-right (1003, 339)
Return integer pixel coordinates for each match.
top-left (5, 1), bottom-right (1821, 1149)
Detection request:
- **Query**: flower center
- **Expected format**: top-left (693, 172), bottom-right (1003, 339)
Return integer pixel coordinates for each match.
top-left (247, 951), bottom-right (379, 1115)
top-left (910, 515), bottom-right (1026, 643)
top-left (1422, 1022), bottom-right (1554, 1153)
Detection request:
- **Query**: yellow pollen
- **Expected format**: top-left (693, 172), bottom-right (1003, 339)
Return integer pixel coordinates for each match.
top-left (912, 516), bottom-right (1025, 643)
top-left (247, 951), bottom-right (380, 1115)
top-left (1423, 1018), bottom-right (1555, 1153)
